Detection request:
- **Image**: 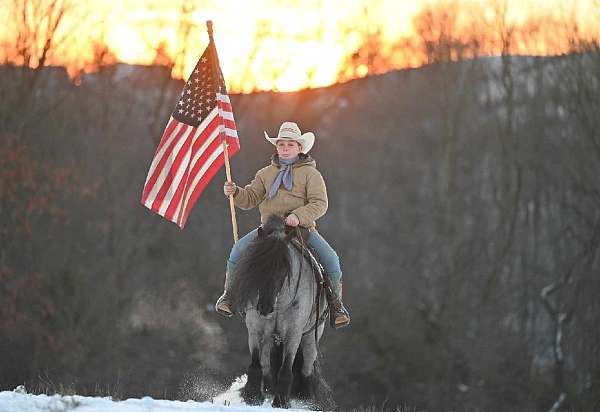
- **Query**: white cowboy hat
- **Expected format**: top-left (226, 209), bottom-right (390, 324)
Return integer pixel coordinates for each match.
top-left (264, 121), bottom-right (315, 154)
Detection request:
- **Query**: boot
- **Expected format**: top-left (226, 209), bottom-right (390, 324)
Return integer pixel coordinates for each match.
top-left (215, 272), bottom-right (234, 317)
top-left (324, 274), bottom-right (350, 329)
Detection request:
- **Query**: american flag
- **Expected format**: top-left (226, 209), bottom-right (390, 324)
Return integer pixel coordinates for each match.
top-left (141, 42), bottom-right (239, 228)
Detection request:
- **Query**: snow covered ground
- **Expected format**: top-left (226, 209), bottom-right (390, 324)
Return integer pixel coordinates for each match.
top-left (0, 376), bottom-right (309, 412)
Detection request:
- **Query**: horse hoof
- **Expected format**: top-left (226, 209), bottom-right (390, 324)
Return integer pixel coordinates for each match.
top-left (241, 389), bottom-right (264, 406)
top-left (243, 395), bottom-right (264, 406)
top-left (272, 395), bottom-right (290, 409)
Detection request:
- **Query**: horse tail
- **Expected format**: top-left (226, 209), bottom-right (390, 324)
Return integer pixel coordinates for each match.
top-left (231, 215), bottom-right (292, 315)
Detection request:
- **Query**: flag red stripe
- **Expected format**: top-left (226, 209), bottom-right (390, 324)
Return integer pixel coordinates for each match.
top-left (150, 126), bottom-right (196, 211)
top-left (186, 128), bottom-right (239, 192)
top-left (169, 111), bottom-right (220, 220)
top-left (176, 128), bottom-right (223, 216)
top-left (223, 119), bottom-right (237, 130)
top-left (226, 135), bottom-right (241, 152)
top-left (162, 157), bottom-right (193, 222)
top-left (164, 120), bottom-right (221, 221)
top-left (180, 136), bottom-right (240, 227)
top-left (177, 134), bottom-right (224, 223)
top-left (179, 151), bottom-right (226, 227)
top-left (219, 101), bottom-right (233, 112)
top-left (193, 114), bottom-right (222, 154)
top-left (141, 122), bottom-right (189, 203)
top-left (163, 112), bottom-right (221, 222)
top-left (156, 117), bottom-right (178, 153)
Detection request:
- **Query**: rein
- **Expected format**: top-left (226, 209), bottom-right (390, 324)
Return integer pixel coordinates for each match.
top-left (291, 227), bottom-right (328, 346)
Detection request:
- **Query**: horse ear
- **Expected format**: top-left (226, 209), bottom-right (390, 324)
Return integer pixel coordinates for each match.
top-left (257, 226), bottom-right (265, 239)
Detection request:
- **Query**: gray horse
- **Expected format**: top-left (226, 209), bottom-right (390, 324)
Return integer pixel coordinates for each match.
top-left (230, 215), bottom-right (335, 410)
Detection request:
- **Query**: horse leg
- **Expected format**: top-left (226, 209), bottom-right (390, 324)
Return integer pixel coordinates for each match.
top-left (272, 334), bottom-right (301, 409)
top-left (241, 332), bottom-right (264, 406)
top-left (295, 331), bottom-right (319, 405)
top-left (260, 334), bottom-right (273, 394)
top-left (298, 327), bottom-right (336, 410)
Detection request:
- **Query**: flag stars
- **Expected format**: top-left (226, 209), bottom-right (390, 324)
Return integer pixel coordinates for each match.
top-left (169, 47), bottom-right (228, 127)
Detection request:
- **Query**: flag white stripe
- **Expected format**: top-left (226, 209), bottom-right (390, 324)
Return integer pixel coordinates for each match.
top-left (219, 111), bottom-right (235, 121)
top-left (216, 93), bottom-right (230, 103)
top-left (157, 126), bottom-right (205, 216)
top-left (224, 128), bottom-right (238, 138)
top-left (186, 108), bottom-right (221, 179)
top-left (173, 183), bottom-right (187, 226)
top-left (146, 109), bottom-right (220, 210)
top-left (192, 127), bottom-right (221, 168)
top-left (171, 114), bottom-right (221, 222)
top-left (196, 107), bottom-right (219, 134)
top-left (143, 119), bottom-right (184, 187)
top-left (144, 124), bottom-right (194, 208)
top-left (156, 108), bottom-right (222, 214)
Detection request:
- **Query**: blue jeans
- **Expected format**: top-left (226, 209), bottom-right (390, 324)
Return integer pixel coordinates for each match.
top-left (227, 228), bottom-right (342, 281)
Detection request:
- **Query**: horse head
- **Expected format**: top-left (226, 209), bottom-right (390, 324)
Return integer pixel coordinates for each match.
top-left (258, 214), bottom-right (291, 240)
top-left (231, 215), bottom-right (293, 316)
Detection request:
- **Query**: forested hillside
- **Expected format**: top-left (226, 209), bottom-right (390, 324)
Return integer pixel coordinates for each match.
top-left (1, 48), bottom-right (599, 411)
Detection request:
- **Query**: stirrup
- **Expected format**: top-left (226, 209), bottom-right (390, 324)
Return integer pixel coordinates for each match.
top-left (215, 293), bottom-right (234, 317)
top-left (331, 304), bottom-right (350, 329)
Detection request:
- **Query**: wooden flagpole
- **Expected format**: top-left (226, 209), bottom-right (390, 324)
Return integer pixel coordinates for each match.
top-left (207, 20), bottom-right (238, 242)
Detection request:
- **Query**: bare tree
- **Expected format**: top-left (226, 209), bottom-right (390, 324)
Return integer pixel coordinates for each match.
top-left (0, 0), bottom-right (86, 137)
top-left (336, 0), bottom-right (399, 82)
top-left (137, 0), bottom-right (208, 142)
top-left (553, 21), bottom-right (600, 409)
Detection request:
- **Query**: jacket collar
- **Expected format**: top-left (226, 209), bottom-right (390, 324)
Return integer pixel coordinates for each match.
top-left (271, 153), bottom-right (314, 167)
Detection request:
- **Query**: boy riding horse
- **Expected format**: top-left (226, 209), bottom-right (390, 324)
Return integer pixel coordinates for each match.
top-left (215, 121), bottom-right (350, 328)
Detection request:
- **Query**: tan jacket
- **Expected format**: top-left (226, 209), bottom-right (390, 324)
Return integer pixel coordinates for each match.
top-left (233, 154), bottom-right (328, 229)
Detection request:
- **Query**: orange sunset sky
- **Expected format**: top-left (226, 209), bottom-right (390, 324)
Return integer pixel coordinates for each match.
top-left (1, 0), bottom-right (598, 92)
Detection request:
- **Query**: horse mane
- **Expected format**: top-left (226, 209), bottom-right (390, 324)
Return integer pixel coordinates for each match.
top-left (230, 215), bottom-right (292, 315)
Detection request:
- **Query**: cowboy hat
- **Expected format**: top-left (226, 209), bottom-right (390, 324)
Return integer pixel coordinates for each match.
top-left (264, 121), bottom-right (315, 154)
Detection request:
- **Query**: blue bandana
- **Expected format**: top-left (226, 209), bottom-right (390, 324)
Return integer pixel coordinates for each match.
top-left (267, 156), bottom-right (298, 199)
